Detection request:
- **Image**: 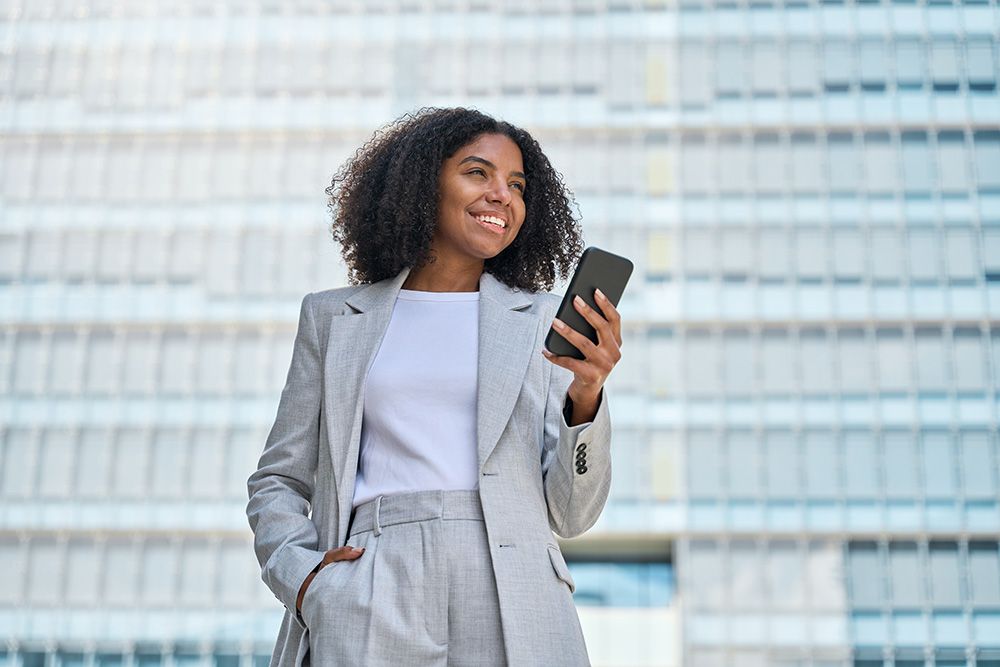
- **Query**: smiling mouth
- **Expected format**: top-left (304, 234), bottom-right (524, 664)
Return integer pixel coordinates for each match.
top-left (470, 212), bottom-right (507, 234)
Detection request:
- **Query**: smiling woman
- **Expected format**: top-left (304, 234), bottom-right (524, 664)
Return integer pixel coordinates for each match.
top-left (247, 107), bottom-right (622, 667)
top-left (325, 106), bottom-right (584, 292)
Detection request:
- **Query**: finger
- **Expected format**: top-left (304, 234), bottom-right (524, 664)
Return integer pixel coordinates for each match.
top-left (572, 295), bottom-right (615, 347)
top-left (551, 317), bottom-right (599, 359)
top-left (541, 348), bottom-right (590, 377)
top-left (593, 289), bottom-right (623, 347)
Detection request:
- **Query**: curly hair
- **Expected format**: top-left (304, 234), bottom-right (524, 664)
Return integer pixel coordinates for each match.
top-left (325, 107), bottom-right (584, 292)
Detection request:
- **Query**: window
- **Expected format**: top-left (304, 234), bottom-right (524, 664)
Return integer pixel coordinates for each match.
top-left (715, 43), bottom-right (745, 97)
top-left (104, 538), bottom-right (139, 605)
top-left (870, 228), bottom-right (903, 282)
top-left (76, 427), bottom-right (110, 498)
top-left (929, 543), bottom-right (962, 607)
top-left (889, 543), bottom-right (923, 608)
top-left (937, 132), bottom-right (970, 194)
top-left (758, 227), bottom-right (791, 280)
top-left (760, 330), bottom-right (793, 393)
top-left (944, 228), bottom-right (978, 281)
top-left (849, 543), bottom-right (884, 608)
top-left (765, 431), bottom-right (799, 498)
top-left (751, 41), bottom-right (781, 96)
top-left (681, 137), bottom-right (711, 194)
top-left (832, 228), bottom-right (864, 280)
top-left (726, 431), bottom-right (761, 498)
top-left (113, 428), bottom-right (149, 499)
top-left (859, 40), bottom-right (888, 91)
top-left (795, 227), bottom-right (827, 280)
top-left (607, 42), bottom-right (638, 107)
top-left (915, 328), bottom-right (948, 390)
top-left (968, 543), bottom-right (1000, 607)
top-left (27, 538), bottom-right (60, 605)
top-left (717, 136), bottom-right (749, 193)
top-left (787, 41), bottom-right (818, 95)
top-left (907, 228), bottom-right (941, 282)
top-left (844, 431), bottom-right (879, 498)
top-left (930, 38), bottom-right (960, 91)
top-left (960, 430), bottom-right (995, 498)
top-left (683, 227), bottom-right (715, 275)
top-left (790, 133), bottom-right (822, 193)
top-left (768, 542), bottom-right (806, 608)
top-left (799, 330), bottom-right (834, 394)
top-left (822, 40), bottom-right (853, 93)
top-left (877, 329), bottom-right (911, 392)
top-left (803, 431), bottom-right (839, 498)
top-left (65, 538), bottom-right (100, 606)
top-left (679, 42), bottom-right (710, 106)
top-left (864, 132), bottom-right (898, 194)
top-left (688, 541), bottom-right (725, 608)
top-left (895, 39), bottom-right (925, 89)
top-left (953, 329), bottom-right (987, 391)
top-left (140, 538), bottom-right (176, 605)
top-left (828, 134), bottom-right (859, 194)
top-left (37, 428), bottom-right (74, 499)
top-left (838, 329), bottom-right (872, 393)
top-left (687, 430), bottom-right (722, 498)
top-left (753, 134), bottom-right (783, 194)
top-left (922, 431), bottom-right (957, 498)
top-left (965, 39), bottom-right (996, 91)
top-left (973, 131), bottom-right (1000, 192)
top-left (150, 428), bottom-right (187, 499)
top-left (901, 132), bottom-right (934, 195)
top-left (883, 431), bottom-right (919, 498)
top-left (723, 331), bottom-right (754, 395)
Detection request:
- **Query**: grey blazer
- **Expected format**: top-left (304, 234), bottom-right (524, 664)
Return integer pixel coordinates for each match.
top-left (246, 266), bottom-right (613, 666)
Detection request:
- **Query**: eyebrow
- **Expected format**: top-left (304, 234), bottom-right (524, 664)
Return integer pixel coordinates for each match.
top-left (458, 155), bottom-right (526, 181)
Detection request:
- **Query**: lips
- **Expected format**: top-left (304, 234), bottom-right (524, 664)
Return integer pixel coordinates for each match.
top-left (470, 212), bottom-right (507, 235)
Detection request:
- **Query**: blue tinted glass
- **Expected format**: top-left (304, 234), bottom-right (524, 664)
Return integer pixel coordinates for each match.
top-left (567, 561), bottom-right (673, 607)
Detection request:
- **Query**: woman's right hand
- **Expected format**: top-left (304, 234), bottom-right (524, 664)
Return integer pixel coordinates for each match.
top-left (296, 545), bottom-right (366, 614)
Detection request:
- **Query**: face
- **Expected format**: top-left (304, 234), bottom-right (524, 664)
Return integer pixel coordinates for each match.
top-left (431, 133), bottom-right (527, 264)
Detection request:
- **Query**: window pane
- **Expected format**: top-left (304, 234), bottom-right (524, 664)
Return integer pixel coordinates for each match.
top-left (929, 543), bottom-right (962, 607)
top-left (870, 228), bottom-right (904, 282)
top-left (804, 431), bottom-right (839, 498)
top-left (890, 543), bottom-right (923, 608)
top-left (727, 431), bottom-right (761, 498)
top-left (961, 431), bottom-right (995, 498)
top-left (849, 543), bottom-right (883, 609)
top-left (902, 132), bottom-right (934, 194)
top-left (844, 431), bottom-right (878, 498)
top-left (688, 431), bottom-right (721, 498)
top-left (953, 329), bottom-right (987, 391)
top-left (884, 432), bottom-right (919, 498)
top-left (877, 329), bottom-right (911, 392)
top-left (895, 40), bottom-right (925, 88)
top-left (922, 431), bottom-right (957, 498)
top-left (765, 431), bottom-right (799, 498)
top-left (968, 543), bottom-right (1000, 607)
top-left (937, 132), bottom-right (970, 193)
top-left (839, 330), bottom-right (871, 393)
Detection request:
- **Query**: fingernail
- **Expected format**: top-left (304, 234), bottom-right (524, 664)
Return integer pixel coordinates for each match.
top-left (574, 295), bottom-right (584, 306)
top-left (553, 318), bottom-right (565, 330)
top-left (595, 288), bottom-right (605, 300)
top-left (542, 348), bottom-right (552, 356)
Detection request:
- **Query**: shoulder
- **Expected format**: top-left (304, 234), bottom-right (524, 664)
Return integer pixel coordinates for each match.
top-left (306, 285), bottom-right (367, 316)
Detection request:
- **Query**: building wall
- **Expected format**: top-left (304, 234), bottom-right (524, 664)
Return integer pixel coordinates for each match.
top-left (1, 1), bottom-right (998, 666)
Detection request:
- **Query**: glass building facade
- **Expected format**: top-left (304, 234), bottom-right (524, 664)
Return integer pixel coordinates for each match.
top-left (1, 1), bottom-right (998, 665)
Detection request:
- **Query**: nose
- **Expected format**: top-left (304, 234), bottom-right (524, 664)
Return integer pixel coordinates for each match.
top-left (486, 178), bottom-right (512, 206)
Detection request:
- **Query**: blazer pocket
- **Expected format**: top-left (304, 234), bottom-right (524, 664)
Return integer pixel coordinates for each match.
top-left (546, 544), bottom-right (576, 594)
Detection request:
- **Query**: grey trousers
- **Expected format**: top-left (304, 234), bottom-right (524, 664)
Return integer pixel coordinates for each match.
top-left (300, 489), bottom-right (507, 666)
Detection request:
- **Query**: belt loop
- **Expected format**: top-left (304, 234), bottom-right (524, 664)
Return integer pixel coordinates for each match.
top-left (373, 495), bottom-right (383, 536)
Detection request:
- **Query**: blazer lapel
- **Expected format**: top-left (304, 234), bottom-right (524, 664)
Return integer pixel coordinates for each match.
top-left (324, 266), bottom-right (411, 544)
top-left (476, 272), bottom-right (537, 470)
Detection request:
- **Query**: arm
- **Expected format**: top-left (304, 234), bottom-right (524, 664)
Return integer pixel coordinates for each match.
top-left (246, 292), bottom-right (327, 631)
top-left (541, 356), bottom-right (613, 538)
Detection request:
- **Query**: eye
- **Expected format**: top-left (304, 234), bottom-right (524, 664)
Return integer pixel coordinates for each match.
top-left (510, 182), bottom-right (525, 192)
top-left (467, 168), bottom-right (486, 177)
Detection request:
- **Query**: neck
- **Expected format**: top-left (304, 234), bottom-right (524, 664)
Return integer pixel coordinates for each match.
top-left (402, 257), bottom-right (484, 292)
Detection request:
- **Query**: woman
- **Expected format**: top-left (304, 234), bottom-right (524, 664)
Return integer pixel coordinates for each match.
top-left (246, 107), bottom-right (622, 666)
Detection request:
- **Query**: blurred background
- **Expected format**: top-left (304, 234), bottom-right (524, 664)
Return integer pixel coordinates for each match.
top-left (1, 0), bottom-right (999, 665)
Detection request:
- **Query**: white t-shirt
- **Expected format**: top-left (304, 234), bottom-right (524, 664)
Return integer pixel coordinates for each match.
top-left (351, 288), bottom-right (481, 510)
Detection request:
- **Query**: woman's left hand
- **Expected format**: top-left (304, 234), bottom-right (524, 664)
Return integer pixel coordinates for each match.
top-left (541, 288), bottom-right (623, 417)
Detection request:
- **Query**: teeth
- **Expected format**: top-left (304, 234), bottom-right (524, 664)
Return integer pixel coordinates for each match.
top-left (475, 214), bottom-right (506, 228)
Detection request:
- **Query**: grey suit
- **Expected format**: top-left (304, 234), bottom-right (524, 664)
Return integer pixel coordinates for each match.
top-left (246, 266), bottom-right (613, 666)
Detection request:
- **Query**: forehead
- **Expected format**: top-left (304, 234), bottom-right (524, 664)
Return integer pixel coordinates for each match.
top-left (450, 133), bottom-right (524, 168)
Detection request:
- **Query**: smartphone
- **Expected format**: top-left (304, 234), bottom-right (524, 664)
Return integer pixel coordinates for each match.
top-left (544, 246), bottom-right (633, 360)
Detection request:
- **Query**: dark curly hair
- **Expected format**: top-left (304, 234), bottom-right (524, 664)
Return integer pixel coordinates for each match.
top-left (325, 107), bottom-right (584, 292)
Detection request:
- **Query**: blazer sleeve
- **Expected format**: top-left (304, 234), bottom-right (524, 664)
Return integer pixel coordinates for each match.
top-left (540, 329), bottom-right (613, 539)
top-left (246, 292), bottom-right (327, 630)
